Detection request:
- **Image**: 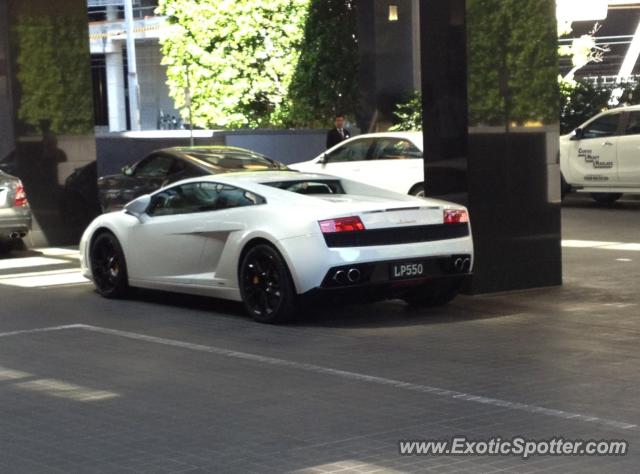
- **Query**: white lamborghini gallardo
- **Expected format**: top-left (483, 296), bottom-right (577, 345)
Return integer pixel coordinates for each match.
top-left (80, 171), bottom-right (473, 323)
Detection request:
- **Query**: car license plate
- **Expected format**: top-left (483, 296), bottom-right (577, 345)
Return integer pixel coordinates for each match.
top-left (390, 261), bottom-right (426, 280)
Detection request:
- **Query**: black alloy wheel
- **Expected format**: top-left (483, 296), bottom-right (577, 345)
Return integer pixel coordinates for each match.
top-left (239, 244), bottom-right (297, 323)
top-left (90, 232), bottom-right (129, 298)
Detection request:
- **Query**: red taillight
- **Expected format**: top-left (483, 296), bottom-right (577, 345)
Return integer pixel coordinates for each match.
top-left (444, 209), bottom-right (468, 224)
top-left (14, 182), bottom-right (28, 207)
top-left (319, 216), bottom-right (365, 233)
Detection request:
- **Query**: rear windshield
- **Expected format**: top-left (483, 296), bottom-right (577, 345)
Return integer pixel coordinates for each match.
top-left (263, 180), bottom-right (345, 195)
top-left (186, 152), bottom-right (287, 171)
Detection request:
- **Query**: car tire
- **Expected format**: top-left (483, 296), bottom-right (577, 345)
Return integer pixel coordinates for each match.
top-left (239, 243), bottom-right (297, 324)
top-left (591, 193), bottom-right (622, 205)
top-left (89, 232), bottom-right (130, 298)
top-left (403, 280), bottom-right (461, 308)
top-left (409, 183), bottom-right (425, 197)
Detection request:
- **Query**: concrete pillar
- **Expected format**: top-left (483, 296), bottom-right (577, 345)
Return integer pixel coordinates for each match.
top-left (420, 0), bottom-right (562, 293)
top-left (0, 0), bottom-right (15, 159)
top-left (411, 0), bottom-right (421, 91)
top-left (106, 43), bottom-right (128, 132)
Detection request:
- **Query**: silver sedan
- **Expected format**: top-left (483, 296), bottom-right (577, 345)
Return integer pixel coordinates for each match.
top-left (0, 170), bottom-right (31, 251)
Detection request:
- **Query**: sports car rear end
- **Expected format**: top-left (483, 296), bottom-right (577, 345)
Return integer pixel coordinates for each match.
top-left (279, 196), bottom-right (473, 304)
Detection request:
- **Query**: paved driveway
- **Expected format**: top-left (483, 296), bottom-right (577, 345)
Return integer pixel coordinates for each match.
top-left (0, 195), bottom-right (638, 473)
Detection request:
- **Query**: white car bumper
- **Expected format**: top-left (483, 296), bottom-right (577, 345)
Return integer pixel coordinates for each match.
top-left (279, 227), bottom-right (474, 295)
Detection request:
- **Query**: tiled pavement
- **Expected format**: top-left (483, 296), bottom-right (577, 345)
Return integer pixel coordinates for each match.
top-left (0, 196), bottom-right (638, 473)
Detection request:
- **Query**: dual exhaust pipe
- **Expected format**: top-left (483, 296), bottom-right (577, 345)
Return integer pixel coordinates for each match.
top-left (453, 257), bottom-right (471, 273)
top-left (332, 268), bottom-right (361, 285)
top-left (7, 232), bottom-right (25, 240)
top-left (331, 257), bottom-right (470, 286)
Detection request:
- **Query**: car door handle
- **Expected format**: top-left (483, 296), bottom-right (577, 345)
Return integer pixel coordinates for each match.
top-left (602, 141), bottom-right (614, 146)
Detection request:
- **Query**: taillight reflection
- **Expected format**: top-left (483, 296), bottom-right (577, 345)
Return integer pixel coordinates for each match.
top-left (14, 182), bottom-right (28, 207)
top-left (444, 209), bottom-right (468, 224)
top-left (319, 216), bottom-right (365, 233)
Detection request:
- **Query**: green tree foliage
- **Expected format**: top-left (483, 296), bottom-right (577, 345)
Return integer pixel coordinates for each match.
top-left (287, 0), bottom-right (359, 127)
top-left (560, 80), bottom-right (640, 134)
top-left (390, 91), bottom-right (422, 131)
top-left (391, 80), bottom-right (638, 137)
top-left (13, 15), bottom-right (94, 135)
top-left (467, 0), bottom-right (559, 126)
top-left (157, 0), bottom-right (308, 128)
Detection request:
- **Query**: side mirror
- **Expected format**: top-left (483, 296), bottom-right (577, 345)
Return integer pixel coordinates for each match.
top-left (124, 194), bottom-right (151, 219)
top-left (318, 153), bottom-right (328, 165)
top-left (571, 128), bottom-right (584, 141)
top-left (122, 165), bottom-right (134, 176)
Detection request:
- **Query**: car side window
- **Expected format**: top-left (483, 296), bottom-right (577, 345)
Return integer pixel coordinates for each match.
top-left (326, 139), bottom-right (373, 163)
top-left (582, 114), bottom-right (621, 139)
top-left (371, 139), bottom-right (422, 160)
top-left (169, 158), bottom-right (188, 175)
top-left (624, 112), bottom-right (640, 135)
top-left (147, 182), bottom-right (264, 217)
top-left (134, 154), bottom-right (174, 177)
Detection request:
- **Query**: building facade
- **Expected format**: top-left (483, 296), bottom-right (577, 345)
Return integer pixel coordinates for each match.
top-left (88, 0), bottom-right (178, 131)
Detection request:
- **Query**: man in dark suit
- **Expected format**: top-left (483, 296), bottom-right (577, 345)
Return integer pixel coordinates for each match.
top-left (326, 114), bottom-right (351, 149)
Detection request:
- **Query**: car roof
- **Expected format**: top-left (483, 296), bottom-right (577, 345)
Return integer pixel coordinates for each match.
top-left (161, 146), bottom-right (269, 158)
top-left (600, 105), bottom-right (640, 114)
top-left (326, 132), bottom-right (423, 153)
top-left (348, 131), bottom-right (422, 140)
top-left (148, 146), bottom-right (287, 171)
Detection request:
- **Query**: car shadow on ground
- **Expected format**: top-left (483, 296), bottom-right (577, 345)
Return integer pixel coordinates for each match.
top-left (562, 194), bottom-right (640, 210)
top-left (0, 242), bottom-right (43, 259)
top-left (126, 287), bottom-right (248, 319)
top-left (123, 285), bottom-right (557, 330)
top-left (293, 290), bottom-right (559, 329)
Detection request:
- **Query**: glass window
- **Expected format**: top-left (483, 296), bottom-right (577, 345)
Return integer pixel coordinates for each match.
top-left (326, 139), bottom-right (374, 163)
top-left (148, 182), bottom-right (263, 217)
top-left (371, 138), bottom-right (423, 160)
top-left (134, 154), bottom-right (174, 177)
top-left (582, 114), bottom-right (621, 139)
top-left (263, 180), bottom-right (345, 195)
top-left (169, 158), bottom-right (188, 174)
top-left (625, 112), bottom-right (640, 135)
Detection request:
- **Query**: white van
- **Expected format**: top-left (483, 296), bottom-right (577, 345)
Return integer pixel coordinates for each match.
top-left (561, 105), bottom-right (640, 203)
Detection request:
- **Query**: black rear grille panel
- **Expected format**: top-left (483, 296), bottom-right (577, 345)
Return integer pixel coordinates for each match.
top-left (323, 223), bottom-right (470, 248)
